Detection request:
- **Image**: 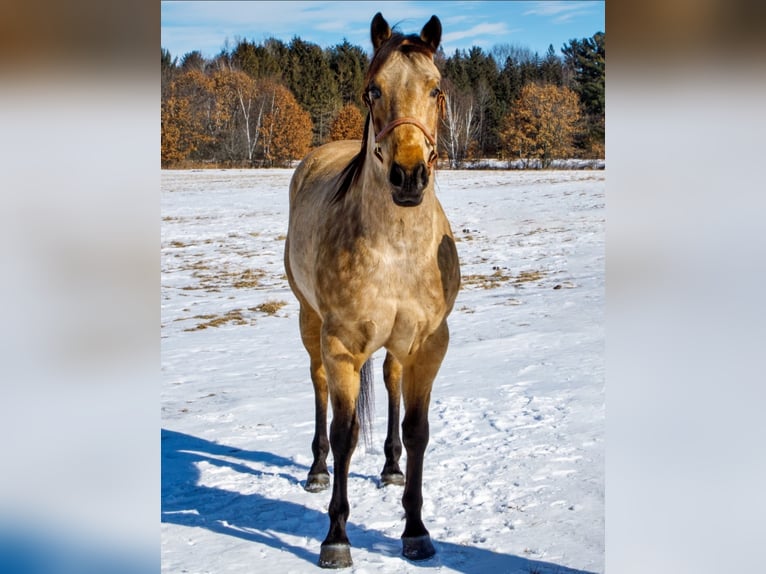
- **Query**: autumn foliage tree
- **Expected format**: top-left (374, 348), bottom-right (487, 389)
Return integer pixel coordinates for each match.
top-left (161, 63), bottom-right (313, 167)
top-left (161, 70), bottom-right (215, 167)
top-left (260, 83), bottom-right (313, 166)
top-left (208, 68), bottom-right (266, 163)
top-left (329, 103), bottom-right (364, 141)
top-left (499, 83), bottom-right (582, 168)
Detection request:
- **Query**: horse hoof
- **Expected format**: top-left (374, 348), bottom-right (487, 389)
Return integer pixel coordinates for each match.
top-left (402, 535), bottom-right (436, 561)
top-left (318, 543), bottom-right (353, 568)
top-left (304, 473), bottom-right (330, 492)
top-left (380, 472), bottom-right (405, 487)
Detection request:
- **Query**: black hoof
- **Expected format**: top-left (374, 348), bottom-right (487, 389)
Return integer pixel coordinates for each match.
top-left (380, 472), bottom-right (405, 487)
top-left (305, 473), bottom-right (330, 492)
top-left (318, 543), bottom-right (352, 568)
top-left (402, 535), bottom-right (436, 561)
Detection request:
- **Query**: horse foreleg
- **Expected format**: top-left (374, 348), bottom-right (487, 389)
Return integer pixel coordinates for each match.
top-left (381, 351), bottom-right (404, 486)
top-left (318, 333), bottom-right (361, 569)
top-left (400, 321), bottom-right (449, 561)
top-left (307, 355), bottom-right (330, 492)
top-left (299, 305), bottom-right (330, 492)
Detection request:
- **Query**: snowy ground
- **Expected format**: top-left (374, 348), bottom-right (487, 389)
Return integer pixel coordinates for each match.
top-left (161, 168), bottom-right (605, 573)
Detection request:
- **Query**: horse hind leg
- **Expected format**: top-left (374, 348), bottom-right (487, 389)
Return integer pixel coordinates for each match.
top-left (380, 351), bottom-right (405, 487)
top-left (299, 304), bottom-right (331, 492)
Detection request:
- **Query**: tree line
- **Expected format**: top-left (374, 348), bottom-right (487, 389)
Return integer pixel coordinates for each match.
top-left (161, 31), bottom-right (604, 168)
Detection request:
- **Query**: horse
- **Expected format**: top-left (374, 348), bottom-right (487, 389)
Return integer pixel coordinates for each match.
top-left (284, 12), bottom-right (460, 568)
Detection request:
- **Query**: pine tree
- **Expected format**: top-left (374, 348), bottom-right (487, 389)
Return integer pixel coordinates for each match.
top-left (562, 32), bottom-right (605, 157)
top-left (286, 38), bottom-right (339, 145)
top-left (328, 40), bottom-right (368, 107)
top-left (180, 50), bottom-right (206, 72)
top-left (161, 48), bottom-right (178, 99)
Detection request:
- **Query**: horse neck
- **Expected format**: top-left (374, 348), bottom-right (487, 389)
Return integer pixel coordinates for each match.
top-left (356, 161), bottom-right (438, 241)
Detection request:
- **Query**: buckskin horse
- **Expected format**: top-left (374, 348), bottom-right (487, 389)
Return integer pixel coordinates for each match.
top-left (284, 12), bottom-right (460, 568)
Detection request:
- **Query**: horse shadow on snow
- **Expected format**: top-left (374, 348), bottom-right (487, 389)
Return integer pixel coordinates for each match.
top-left (161, 429), bottom-right (595, 573)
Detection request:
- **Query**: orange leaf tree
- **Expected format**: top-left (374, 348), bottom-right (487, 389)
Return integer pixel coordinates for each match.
top-left (329, 103), bottom-right (364, 141)
top-left (160, 70), bottom-right (215, 166)
top-left (210, 68), bottom-right (263, 163)
top-left (260, 83), bottom-right (313, 166)
top-left (500, 83), bottom-right (582, 168)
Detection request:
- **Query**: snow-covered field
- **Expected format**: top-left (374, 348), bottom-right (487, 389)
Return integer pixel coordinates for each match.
top-left (161, 168), bottom-right (605, 573)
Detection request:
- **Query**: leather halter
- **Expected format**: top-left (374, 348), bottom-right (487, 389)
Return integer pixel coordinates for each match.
top-left (366, 93), bottom-right (445, 169)
top-left (373, 117), bottom-right (438, 168)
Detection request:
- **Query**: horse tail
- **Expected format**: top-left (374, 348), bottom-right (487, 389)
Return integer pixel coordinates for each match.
top-left (357, 358), bottom-right (375, 452)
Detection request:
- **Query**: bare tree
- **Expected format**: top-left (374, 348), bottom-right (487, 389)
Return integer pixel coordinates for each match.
top-left (440, 81), bottom-right (478, 168)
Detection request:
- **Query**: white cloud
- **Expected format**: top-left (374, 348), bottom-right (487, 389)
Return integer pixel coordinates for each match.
top-left (442, 22), bottom-right (510, 44)
top-left (523, 1), bottom-right (590, 18)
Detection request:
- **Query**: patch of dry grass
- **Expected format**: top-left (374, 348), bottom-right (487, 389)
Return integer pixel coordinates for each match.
top-left (514, 270), bottom-right (544, 284)
top-left (232, 268), bottom-right (266, 289)
top-left (461, 268), bottom-right (546, 290)
top-left (462, 269), bottom-right (512, 289)
top-left (184, 309), bottom-right (250, 331)
top-left (251, 300), bottom-right (287, 315)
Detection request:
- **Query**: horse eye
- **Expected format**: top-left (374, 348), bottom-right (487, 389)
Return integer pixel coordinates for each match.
top-left (430, 87), bottom-right (441, 98)
top-left (368, 86), bottom-right (381, 100)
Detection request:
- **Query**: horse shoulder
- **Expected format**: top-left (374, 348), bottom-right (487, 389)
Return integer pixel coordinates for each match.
top-left (290, 140), bottom-right (362, 204)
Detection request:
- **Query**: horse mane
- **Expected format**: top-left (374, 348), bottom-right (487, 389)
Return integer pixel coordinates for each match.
top-left (331, 32), bottom-right (436, 203)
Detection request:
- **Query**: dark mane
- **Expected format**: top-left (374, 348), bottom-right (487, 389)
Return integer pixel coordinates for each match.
top-left (331, 109), bottom-right (372, 203)
top-left (331, 32), bottom-right (435, 203)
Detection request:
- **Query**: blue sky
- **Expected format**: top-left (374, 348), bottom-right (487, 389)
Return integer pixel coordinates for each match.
top-left (161, 1), bottom-right (604, 60)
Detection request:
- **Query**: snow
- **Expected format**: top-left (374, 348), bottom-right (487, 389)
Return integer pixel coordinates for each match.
top-left (161, 168), bottom-right (605, 573)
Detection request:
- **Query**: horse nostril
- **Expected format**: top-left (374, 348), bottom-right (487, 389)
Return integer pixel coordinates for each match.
top-left (415, 162), bottom-right (428, 190)
top-left (389, 163), bottom-right (405, 188)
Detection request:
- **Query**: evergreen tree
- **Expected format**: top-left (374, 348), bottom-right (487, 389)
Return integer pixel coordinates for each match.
top-left (231, 38), bottom-right (285, 80)
top-left (180, 50), bottom-right (206, 72)
top-left (230, 40), bottom-right (261, 77)
top-left (562, 32), bottom-right (605, 120)
top-left (562, 32), bottom-right (605, 157)
top-left (541, 45), bottom-right (564, 86)
top-left (328, 40), bottom-right (368, 108)
top-left (161, 48), bottom-right (178, 100)
top-left (286, 37), bottom-right (340, 145)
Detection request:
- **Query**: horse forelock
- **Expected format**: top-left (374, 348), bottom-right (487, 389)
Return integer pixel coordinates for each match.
top-left (366, 33), bottom-right (435, 83)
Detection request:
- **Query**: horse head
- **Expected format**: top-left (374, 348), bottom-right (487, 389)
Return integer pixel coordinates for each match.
top-left (364, 13), bottom-right (444, 207)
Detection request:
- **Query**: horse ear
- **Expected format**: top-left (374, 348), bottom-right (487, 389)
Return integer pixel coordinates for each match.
top-left (420, 15), bottom-right (442, 53)
top-left (371, 12), bottom-right (392, 51)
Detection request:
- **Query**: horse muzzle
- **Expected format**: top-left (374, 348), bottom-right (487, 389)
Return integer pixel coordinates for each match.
top-left (389, 160), bottom-right (428, 207)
